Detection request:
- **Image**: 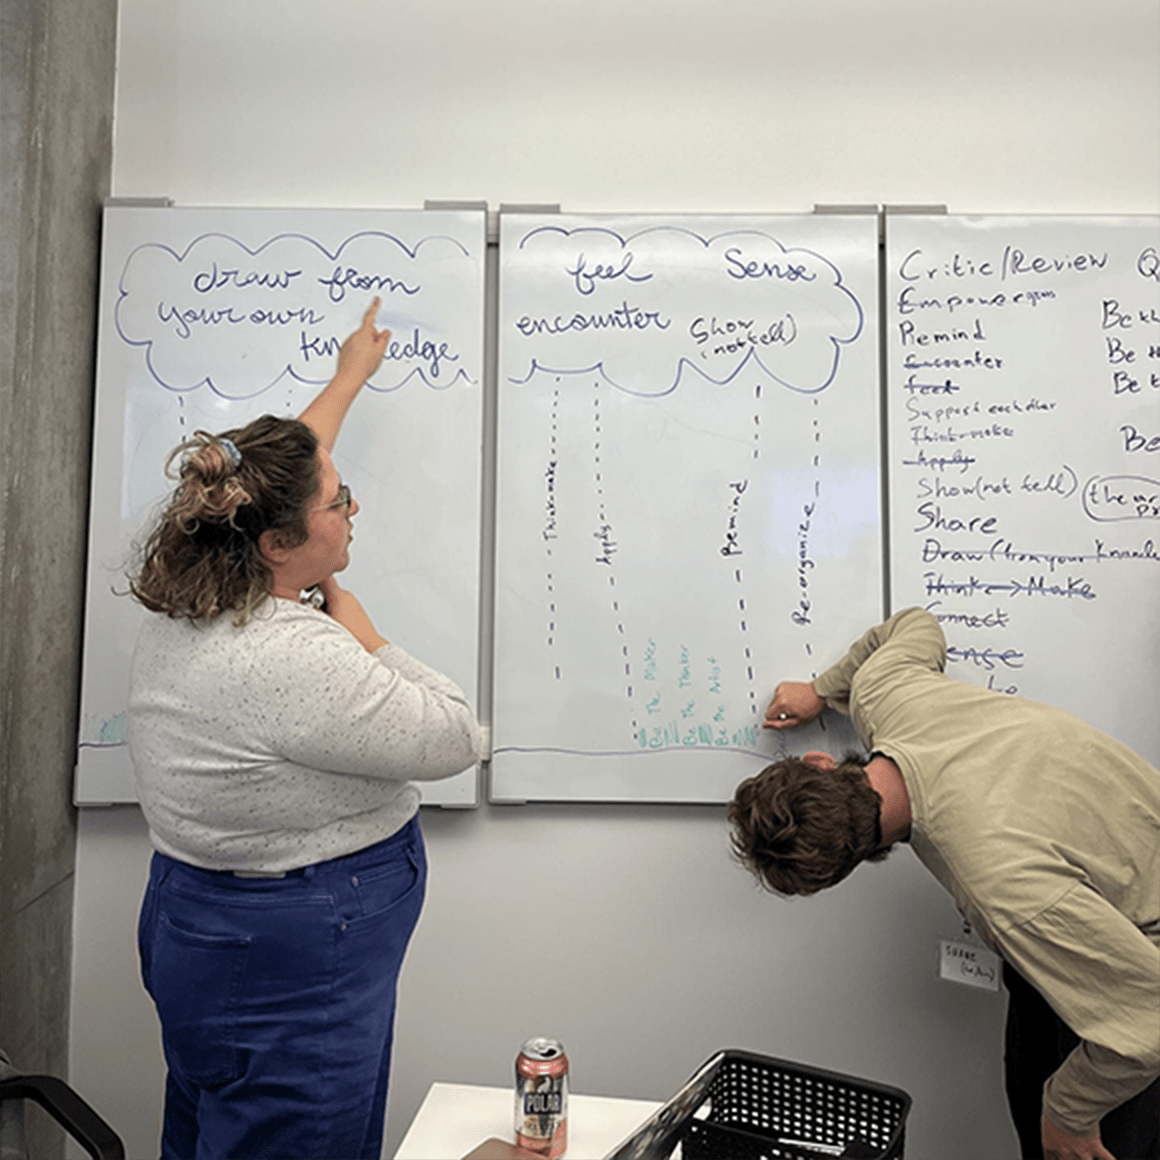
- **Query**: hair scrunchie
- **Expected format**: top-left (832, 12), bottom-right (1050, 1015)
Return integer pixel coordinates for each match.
top-left (218, 437), bottom-right (243, 470)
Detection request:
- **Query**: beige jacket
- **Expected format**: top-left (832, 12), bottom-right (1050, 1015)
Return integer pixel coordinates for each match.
top-left (813, 607), bottom-right (1160, 1135)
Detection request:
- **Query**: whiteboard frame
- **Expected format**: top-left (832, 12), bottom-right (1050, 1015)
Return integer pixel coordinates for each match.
top-left (489, 210), bottom-right (885, 803)
top-left (883, 212), bottom-right (1160, 766)
top-left (75, 204), bottom-right (488, 807)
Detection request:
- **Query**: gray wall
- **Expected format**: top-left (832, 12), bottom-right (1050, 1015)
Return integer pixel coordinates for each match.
top-left (0, 0), bottom-right (116, 1154)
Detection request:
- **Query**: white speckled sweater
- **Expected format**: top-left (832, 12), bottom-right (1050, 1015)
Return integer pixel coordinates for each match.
top-left (127, 597), bottom-right (481, 872)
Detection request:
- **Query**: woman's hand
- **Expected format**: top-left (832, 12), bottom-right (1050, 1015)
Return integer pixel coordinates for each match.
top-left (299, 298), bottom-right (391, 450)
top-left (763, 681), bottom-right (826, 729)
top-left (335, 297), bottom-right (391, 386)
top-left (318, 576), bottom-right (389, 654)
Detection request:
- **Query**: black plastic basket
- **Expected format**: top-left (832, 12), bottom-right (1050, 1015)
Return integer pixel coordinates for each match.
top-left (680, 1050), bottom-right (911, 1160)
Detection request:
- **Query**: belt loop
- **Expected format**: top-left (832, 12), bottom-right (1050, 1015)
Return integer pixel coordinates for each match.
top-left (304, 864), bottom-right (317, 881)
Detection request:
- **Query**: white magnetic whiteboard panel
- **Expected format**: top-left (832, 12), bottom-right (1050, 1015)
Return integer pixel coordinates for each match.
top-left (492, 214), bottom-right (882, 802)
top-left (885, 214), bottom-right (1160, 764)
top-left (76, 205), bottom-right (486, 805)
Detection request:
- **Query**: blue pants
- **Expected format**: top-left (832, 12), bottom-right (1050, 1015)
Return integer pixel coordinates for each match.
top-left (138, 817), bottom-right (427, 1160)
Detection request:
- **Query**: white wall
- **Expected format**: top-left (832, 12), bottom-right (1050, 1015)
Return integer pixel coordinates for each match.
top-left (111, 0), bottom-right (1159, 216)
top-left (70, 2), bottom-right (1159, 1158)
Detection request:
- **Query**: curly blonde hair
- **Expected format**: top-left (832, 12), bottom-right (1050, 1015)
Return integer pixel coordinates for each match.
top-left (129, 415), bottom-right (320, 624)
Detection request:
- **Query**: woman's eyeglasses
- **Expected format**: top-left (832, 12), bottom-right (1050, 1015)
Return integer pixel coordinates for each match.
top-left (319, 482), bottom-right (353, 513)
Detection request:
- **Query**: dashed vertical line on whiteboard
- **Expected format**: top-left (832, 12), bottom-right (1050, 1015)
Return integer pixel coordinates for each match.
top-left (804, 397), bottom-right (822, 701)
top-left (546, 381), bottom-right (561, 679)
top-left (753, 383), bottom-right (761, 461)
top-left (738, 381), bottom-right (762, 715)
top-left (591, 382), bottom-right (635, 730)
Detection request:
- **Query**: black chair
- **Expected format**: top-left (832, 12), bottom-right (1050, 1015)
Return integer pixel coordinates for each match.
top-left (0, 1054), bottom-right (125, 1160)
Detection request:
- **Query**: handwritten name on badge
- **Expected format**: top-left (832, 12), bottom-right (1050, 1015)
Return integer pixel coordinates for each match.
top-left (938, 939), bottom-right (1001, 992)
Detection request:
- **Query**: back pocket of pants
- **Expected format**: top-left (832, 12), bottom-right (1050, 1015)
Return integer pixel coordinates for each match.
top-left (150, 911), bottom-right (250, 1087)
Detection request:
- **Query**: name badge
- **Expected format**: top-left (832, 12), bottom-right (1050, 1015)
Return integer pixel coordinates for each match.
top-left (938, 939), bottom-right (1001, 992)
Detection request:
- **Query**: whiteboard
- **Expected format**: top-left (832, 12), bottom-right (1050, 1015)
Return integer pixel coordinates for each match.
top-left (76, 205), bottom-right (487, 805)
top-left (885, 214), bottom-right (1160, 764)
top-left (491, 214), bottom-right (882, 802)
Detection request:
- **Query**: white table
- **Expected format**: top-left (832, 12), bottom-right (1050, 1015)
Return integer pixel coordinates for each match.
top-left (392, 1082), bottom-right (662, 1160)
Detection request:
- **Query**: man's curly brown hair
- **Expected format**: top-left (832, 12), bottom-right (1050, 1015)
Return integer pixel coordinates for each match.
top-left (727, 753), bottom-right (890, 896)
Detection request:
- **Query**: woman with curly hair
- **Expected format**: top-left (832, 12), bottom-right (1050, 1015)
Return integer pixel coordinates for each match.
top-left (129, 299), bottom-right (481, 1160)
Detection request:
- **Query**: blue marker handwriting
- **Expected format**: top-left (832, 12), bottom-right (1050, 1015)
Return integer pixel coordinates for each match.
top-left (565, 251), bottom-right (652, 296)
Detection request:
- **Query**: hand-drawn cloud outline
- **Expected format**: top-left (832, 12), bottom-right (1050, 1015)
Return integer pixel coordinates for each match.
top-left (505, 224), bottom-right (866, 397)
top-left (114, 230), bottom-right (481, 398)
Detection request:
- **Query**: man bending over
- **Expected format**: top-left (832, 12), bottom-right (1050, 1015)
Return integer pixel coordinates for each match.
top-left (729, 607), bottom-right (1159, 1160)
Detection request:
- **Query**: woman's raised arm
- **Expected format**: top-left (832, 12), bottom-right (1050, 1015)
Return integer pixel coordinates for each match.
top-left (298, 297), bottom-right (391, 450)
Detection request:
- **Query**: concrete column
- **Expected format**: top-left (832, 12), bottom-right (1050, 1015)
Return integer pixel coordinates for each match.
top-left (1, 0), bottom-right (117, 1154)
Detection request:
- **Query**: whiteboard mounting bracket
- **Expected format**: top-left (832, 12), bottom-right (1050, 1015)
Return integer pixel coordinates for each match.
top-left (424, 199), bottom-right (488, 209)
top-left (104, 197), bottom-right (174, 207)
top-left (494, 204), bottom-right (561, 245)
top-left (882, 204), bottom-right (947, 215)
top-left (813, 204), bottom-right (879, 215)
top-left (880, 205), bottom-right (946, 241)
top-left (424, 199), bottom-right (493, 241)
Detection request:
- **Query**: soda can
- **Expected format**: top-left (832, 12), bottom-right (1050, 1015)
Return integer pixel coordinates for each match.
top-left (514, 1037), bottom-right (568, 1158)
